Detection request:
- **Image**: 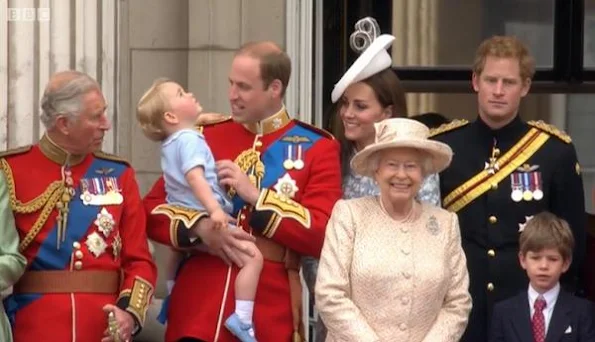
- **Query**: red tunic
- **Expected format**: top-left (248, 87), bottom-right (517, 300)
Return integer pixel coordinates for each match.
top-left (144, 111), bottom-right (342, 342)
top-left (1, 137), bottom-right (157, 342)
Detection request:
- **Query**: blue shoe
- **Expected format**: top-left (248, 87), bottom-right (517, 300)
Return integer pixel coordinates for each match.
top-left (224, 313), bottom-right (258, 342)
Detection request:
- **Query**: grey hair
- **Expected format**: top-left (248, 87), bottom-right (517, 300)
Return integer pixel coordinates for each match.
top-left (369, 149), bottom-right (434, 178)
top-left (40, 71), bottom-right (101, 129)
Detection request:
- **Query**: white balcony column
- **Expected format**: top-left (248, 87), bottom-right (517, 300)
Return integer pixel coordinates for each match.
top-left (1, 0), bottom-right (119, 152)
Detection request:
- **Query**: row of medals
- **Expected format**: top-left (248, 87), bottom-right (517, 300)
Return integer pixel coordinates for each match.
top-left (511, 186), bottom-right (543, 202)
top-left (283, 158), bottom-right (304, 170)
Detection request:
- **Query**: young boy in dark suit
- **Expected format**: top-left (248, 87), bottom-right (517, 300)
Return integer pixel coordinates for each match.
top-left (489, 212), bottom-right (595, 342)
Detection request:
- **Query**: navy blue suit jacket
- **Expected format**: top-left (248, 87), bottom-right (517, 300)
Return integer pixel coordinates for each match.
top-left (489, 290), bottom-right (595, 342)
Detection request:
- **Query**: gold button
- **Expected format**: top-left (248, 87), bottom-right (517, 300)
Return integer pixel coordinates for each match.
top-left (255, 140), bottom-right (263, 147)
top-left (493, 148), bottom-right (500, 157)
top-left (487, 249), bottom-right (495, 257)
top-left (73, 242), bottom-right (81, 249)
top-left (487, 282), bottom-right (494, 291)
top-left (74, 261), bottom-right (83, 270)
top-left (489, 216), bottom-right (497, 224)
top-left (491, 183), bottom-right (498, 190)
top-left (74, 250), bottom-right (83, 259)
top-left (240, 214), bottom-right (246, 220)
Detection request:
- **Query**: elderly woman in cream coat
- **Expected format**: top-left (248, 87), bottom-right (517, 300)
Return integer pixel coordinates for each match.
top-left (315, 118), bottom-right (471, 342)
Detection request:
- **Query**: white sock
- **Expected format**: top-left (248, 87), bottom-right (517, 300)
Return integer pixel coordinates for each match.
top-left (166, 280), bottom-right (175, 295)
top-left (235, 300), bottom-right (254, 325)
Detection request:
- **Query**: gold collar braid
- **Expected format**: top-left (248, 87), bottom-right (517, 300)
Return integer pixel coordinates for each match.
top-left (39, 134), bottom-right (86, 166)
top-left (242, 106), bottom-right (292, 135)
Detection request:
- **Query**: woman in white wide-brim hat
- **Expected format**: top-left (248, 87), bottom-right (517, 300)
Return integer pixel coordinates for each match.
top-left (316, 118), bottom-right (472, 342)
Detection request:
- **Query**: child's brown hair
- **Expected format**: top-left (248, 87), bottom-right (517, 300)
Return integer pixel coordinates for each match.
top-left (136, 77), bottom-right (172, 141)
top-left (519, 211), bottom-right (575, 261)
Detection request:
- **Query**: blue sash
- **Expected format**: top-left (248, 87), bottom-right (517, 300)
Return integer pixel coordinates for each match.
top-left (231, 125), bottom-right (322, 214)
top-left (4, 157), bottom-right (126, 323)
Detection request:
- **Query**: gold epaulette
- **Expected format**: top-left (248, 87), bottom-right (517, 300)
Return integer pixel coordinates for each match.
top-left (527, 120), bottom-right (571, 143)
top-left (0, 145), bottom-right (32, 159)
top-left (428, 119), bottom-right (469, 137)
top-left (93, 151), bottom-right (130, 166)
top-left (193, 113), bottom-right (232, 134)
top-left (295, 121), bottom-right (335, 140)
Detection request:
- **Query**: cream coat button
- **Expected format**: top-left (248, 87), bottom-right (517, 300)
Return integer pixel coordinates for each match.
top-left (74, 250), bottom-right (83, 259)
top-left (487, 282), bottom-right (495, 291)
top-left (489, 216), bottom-right (498, 224)
top-left (73, 242), bottom-right (81, 249)
top-left (74, 261), bottom-right (83, 270)
top-left (487, 249), bottom-right (496, 257)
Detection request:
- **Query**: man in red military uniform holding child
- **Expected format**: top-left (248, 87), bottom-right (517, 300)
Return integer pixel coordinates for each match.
top-left (143, 41), bottom-right (342, 342)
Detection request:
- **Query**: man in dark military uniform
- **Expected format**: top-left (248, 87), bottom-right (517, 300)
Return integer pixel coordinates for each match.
top-left (431, 36), bottom-right (586, 342)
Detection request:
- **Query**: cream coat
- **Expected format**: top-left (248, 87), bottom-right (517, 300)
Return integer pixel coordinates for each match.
top-left (315, 197), bottom-right (471, 342)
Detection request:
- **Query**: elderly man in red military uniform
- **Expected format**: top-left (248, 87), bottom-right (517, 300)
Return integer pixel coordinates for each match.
top-left (143, 41), bottom-right (342, 342)
top-left (1, 70), bottom-right (157, 342)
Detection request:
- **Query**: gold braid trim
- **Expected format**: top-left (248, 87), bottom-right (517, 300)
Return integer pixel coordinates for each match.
top-left (19, 190), bottom-right (62, 252)
top-left (428, 119), bottom-right (469, 137)
top-left (227, 149), bottom-right (262, 198)
top-left (527, 120), bottom-right (572, 143)
top-left (1, 158), bottom-right (62, 212)
top-left (0, 158), bottom-right (64, 252)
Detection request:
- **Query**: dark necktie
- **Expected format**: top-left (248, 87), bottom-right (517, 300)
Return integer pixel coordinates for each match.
top-left (532, 296), bottom-right (547, 342)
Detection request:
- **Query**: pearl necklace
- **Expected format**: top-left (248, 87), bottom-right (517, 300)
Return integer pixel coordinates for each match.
top-left (379, 197), bottom-right (417, 223)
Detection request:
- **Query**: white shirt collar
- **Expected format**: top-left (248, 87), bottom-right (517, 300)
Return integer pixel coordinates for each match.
top-left (528, 282), bottom-right (560, 310)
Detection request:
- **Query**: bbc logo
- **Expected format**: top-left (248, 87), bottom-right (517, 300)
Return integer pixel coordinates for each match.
top-left (7, 8), bottom-right (50, 22)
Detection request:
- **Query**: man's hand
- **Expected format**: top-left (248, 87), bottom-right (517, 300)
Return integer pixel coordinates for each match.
top-left (217, 160), bottom-right (260, 206)
top-left (101, 304), bottom-right (135, 342)
top-left (192, 217), bottom-right (256, 266)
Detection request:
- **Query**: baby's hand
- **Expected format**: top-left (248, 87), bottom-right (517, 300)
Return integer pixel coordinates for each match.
top-left (211, 209), bottom-right (229, 230)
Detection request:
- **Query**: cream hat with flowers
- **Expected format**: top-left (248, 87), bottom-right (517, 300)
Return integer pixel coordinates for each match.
top-left (351, 118), bottom-right (453, 177)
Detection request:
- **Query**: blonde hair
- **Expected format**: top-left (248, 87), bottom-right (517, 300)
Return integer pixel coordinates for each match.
top-left (472, 35), bottom-right (535, 81)
top-left (519, 211), bottom-right (575, 261)
top-left (136, 77), bottom-right (172, 141)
